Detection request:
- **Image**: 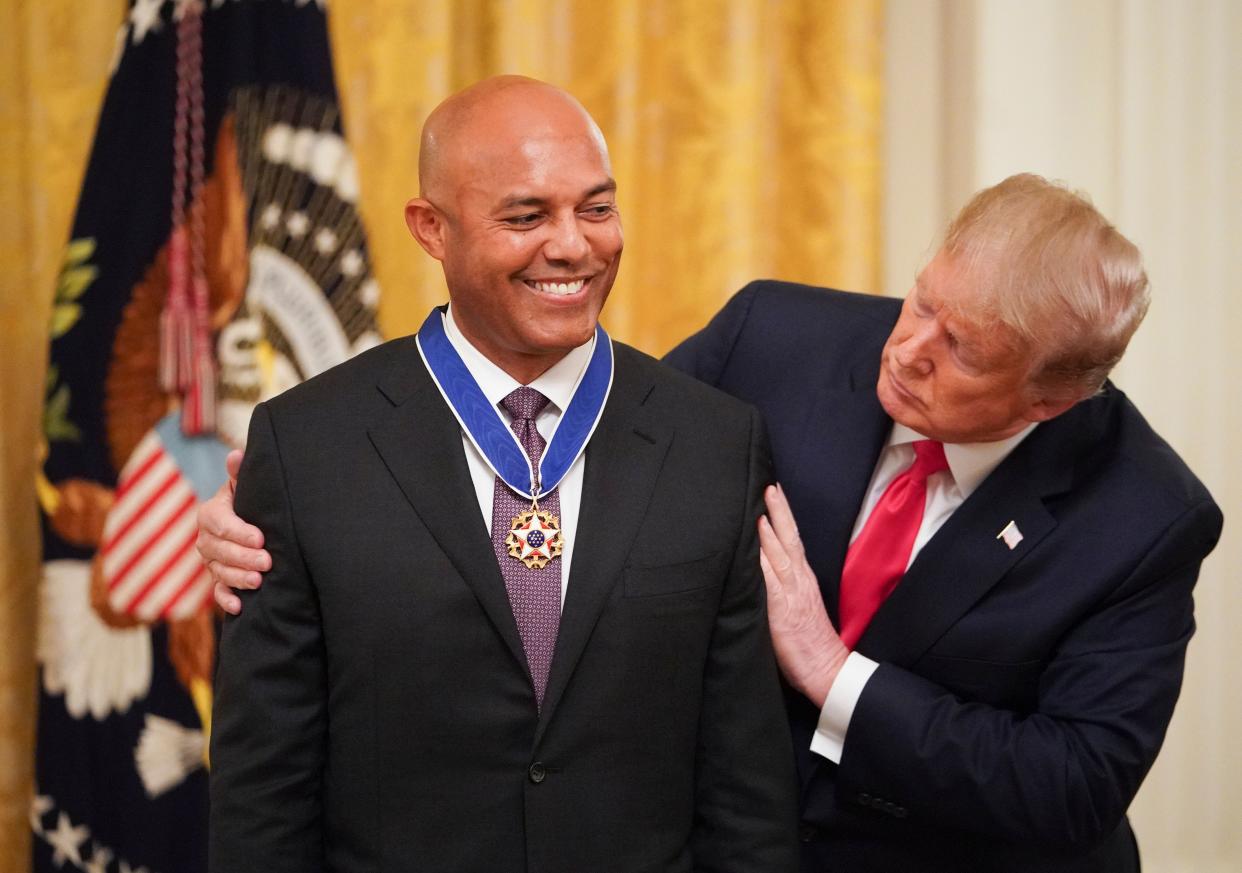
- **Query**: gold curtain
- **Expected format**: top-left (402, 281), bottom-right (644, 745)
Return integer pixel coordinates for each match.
top-left (0, 1), bottom-right (881, 869)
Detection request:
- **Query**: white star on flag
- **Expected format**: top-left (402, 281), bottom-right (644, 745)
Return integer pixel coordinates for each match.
top-left (45, 811), bottom-right (89, 867)
top-left (129, 0), bottom-right (164, 44)
top-left (84, 842), bottom-right (115, 873)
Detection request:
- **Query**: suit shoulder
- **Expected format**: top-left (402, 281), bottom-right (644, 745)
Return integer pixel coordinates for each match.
top-left (1060, 385), bottom-right (1222, 546)
top-left (613, 341), bottom-right (758, 423)
top-left (1108, 389), bottom-right (1220, 513)
top-left (737, 280), bottom-right (902, 329)
top-left (262, 334), bottom-right (417, 415)
top-left (724, 281), bottom-right (901, 364)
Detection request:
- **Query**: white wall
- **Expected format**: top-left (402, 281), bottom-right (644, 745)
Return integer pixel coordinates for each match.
top-left (885, 1), bottom-right (1242, 870)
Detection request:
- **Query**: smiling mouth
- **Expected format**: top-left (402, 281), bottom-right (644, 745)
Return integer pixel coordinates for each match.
top-left (524, 278), bottom-right (587, 296)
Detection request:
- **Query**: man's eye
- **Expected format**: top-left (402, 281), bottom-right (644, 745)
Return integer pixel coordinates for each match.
top-left (581, 204), bottom-right (615, 219)
top-left (504, 213), bottom-right (542, 227)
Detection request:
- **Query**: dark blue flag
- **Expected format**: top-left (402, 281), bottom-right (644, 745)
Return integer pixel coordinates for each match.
top-left (34, 2), bottom-right (381, 870)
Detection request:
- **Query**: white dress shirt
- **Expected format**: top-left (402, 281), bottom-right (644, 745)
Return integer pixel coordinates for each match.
top-left (443, 305), bottom-right (592, 607)
top-left (810, 421), bottom-right (1036, 762)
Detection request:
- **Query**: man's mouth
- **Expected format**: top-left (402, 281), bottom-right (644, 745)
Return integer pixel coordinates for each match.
top-left (885, 365), bottom-right (922, 407)
top-left (524, 278), bottom-right (587, 296)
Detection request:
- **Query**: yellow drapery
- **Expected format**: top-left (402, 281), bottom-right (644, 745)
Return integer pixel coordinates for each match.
top-left (0, 1), bottom-right (881, 868)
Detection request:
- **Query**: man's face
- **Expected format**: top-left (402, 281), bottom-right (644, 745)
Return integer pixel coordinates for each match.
top-left (876, 252), bottom-right (1048, 443)
top-left (429, 116), bottom-right (622, 382)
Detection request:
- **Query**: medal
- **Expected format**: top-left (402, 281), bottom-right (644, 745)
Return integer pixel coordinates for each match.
top-left (417, 308), bottom-right (613, 568)
top-left (506, 497), bottom-right (564, 569)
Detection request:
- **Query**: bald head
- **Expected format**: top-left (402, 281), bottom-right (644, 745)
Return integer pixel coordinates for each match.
top-left (418, 76), bottom-right (610, 206)
top-left (402, 75), bottom-right (623, 384)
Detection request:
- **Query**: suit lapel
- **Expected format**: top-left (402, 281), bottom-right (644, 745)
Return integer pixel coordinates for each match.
top-left (784, 352), bottom-right (891, 627)
top-left (855, 400), bottom-right (1100, 662)
top-left (366, 338), bottom-right (527, 673)
top-left (535, 350), bottom-right (672, 741)
top-left (855, 463), bottom-right (1055, 662)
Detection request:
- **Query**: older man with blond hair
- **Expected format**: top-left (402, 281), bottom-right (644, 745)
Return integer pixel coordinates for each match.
top-left (203, 158), bottom-right (1221, 871)
top-left (670, 173), bottom-right (1221, 871)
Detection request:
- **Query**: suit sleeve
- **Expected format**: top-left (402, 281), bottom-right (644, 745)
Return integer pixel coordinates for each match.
top-left (663, 283), bottom-right (762, 386)
top-left (209, 402), bottom-right (327, 873)
top-left (836, 497), bottom-right (1223, 849)
top-left (692, 407), bottom-right (799, 872)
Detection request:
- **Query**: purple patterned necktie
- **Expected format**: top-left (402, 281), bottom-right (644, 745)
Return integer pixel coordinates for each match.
top-left (491, 386), bottom-right (562, 709)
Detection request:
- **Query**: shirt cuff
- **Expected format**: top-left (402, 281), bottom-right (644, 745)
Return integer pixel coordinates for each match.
top-left (809, 651), bottom-right (879, 763)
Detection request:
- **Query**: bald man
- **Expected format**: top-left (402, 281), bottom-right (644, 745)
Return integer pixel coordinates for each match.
top-left (207, 77), bottom-right (797, 873)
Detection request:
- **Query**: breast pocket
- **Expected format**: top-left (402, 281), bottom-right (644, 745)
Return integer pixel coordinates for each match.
top-left (622, 550), bottom-right (729, 599)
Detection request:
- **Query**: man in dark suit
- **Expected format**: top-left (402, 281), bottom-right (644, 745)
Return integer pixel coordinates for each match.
top-left (664, 174), bottom-right (1222, 871)
top-left (204, 164), bottom-right (1221, 867)
top-left (206, 75), bottom-right (797, 873)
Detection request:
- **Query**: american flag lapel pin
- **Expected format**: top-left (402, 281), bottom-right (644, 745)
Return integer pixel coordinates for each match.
top-left (997, 520), bottom-right (1023, 550)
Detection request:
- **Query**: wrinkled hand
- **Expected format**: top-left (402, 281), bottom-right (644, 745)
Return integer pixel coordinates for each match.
top-left (758, 484), bottom-right (849, 708)
top-left (196, 449), bottom-right (270, 615)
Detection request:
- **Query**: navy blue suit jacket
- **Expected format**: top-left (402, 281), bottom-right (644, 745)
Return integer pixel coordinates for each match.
top-left (666, 281), bottom-right (1223, 873)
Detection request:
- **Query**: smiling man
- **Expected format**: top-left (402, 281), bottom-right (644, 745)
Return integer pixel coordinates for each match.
top-left (207, 76), bottom-right (797, 873)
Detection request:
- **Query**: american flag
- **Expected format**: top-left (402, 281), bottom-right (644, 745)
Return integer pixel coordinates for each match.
top-left (101, 425), bottom-right (215, 622)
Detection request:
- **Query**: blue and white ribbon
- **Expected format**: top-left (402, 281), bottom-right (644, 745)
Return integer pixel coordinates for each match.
top-left (416, 309), bottom-right (613, 500)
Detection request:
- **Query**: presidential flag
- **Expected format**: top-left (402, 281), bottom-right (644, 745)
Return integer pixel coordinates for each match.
top-left (34, 2), bottom-right (381, 870)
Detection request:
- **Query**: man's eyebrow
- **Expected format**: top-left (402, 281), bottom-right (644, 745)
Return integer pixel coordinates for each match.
top-left (584, 179), bottom-right (617, 198)
top-left (496, 179), bottom-right (617, 211)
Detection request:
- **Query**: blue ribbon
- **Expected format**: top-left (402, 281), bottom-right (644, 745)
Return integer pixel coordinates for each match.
top-left (416, 309), bottom-right (613, 500)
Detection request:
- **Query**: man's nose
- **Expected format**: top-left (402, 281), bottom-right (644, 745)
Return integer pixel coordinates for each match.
top-left (892, 324), bottom-right (934, 375)
top-left (543, 215), bottom-right (591, 263)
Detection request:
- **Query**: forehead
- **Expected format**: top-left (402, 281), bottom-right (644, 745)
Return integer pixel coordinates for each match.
top-left (917, 254), bottom-right (1030, 360)
top-left (454, 131), bottom-right (613, 204)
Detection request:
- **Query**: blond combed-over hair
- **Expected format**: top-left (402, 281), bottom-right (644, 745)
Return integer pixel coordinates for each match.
top-left (940, 174), bottom-right (1150, 400)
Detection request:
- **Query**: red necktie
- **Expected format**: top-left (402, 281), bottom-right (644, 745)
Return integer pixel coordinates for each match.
top-left (838, 439), bottom-right (948, 649)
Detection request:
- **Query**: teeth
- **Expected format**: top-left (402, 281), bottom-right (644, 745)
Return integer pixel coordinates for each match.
top-left (531, 279), bottom-right (585, 296)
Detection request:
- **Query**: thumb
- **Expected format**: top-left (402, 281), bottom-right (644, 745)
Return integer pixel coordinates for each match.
top-left (224, 449), bottom-right (244, 496)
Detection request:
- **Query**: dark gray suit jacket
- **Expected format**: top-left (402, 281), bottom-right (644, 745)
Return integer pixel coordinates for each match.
top-left (209, 332), bottom-right (798, 873)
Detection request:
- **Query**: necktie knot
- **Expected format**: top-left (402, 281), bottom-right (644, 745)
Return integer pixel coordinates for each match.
top-left (910, 439), bottom-right (948, 480)
top-left (501, 386), bottom-right (551, 423)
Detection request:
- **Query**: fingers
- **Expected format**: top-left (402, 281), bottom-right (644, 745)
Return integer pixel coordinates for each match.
top-left (758, 547), bottom-right (781, 593)
top-left (214, 581), bottom-right (242, 616)
top-left (764, 483), bottom-right (805, 557)
top-left (198, 488), bottom-right (265, 550)
top-left (198, 533), bottom-right (271, 575)
top-left (758, 515), bottom-right (793, 583)
top-left (224, 449), bottom-right (244, 491)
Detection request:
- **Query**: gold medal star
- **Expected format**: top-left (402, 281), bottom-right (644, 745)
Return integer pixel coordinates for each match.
top-left (506, 509), bottom-right (563, 569)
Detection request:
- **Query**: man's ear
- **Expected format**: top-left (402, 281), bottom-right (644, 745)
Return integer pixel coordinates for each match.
top-left (405, 198), bottom-right (446, 261)
top-left (1024, 391), bottom-right (1081, 424)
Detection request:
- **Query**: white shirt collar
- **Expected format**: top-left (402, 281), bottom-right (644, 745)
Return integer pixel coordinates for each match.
top-left (443, 304), bottom-right (594, 414)
top-left (887, 421), bottom-right (1038, 499)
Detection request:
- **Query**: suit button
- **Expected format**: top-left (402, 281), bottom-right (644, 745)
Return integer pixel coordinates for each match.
top-left (798, 824), bottom-right (819, 843)
top-left (893, 805), bottom-right (908, 819)
top-left (528, 762), bottom-right (547, 784)
top-left (856, 792), bottom-right (872, 807)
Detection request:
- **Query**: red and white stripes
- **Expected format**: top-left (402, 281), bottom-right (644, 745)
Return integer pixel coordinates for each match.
top-left (101, 430), bottom-right (213, 622)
